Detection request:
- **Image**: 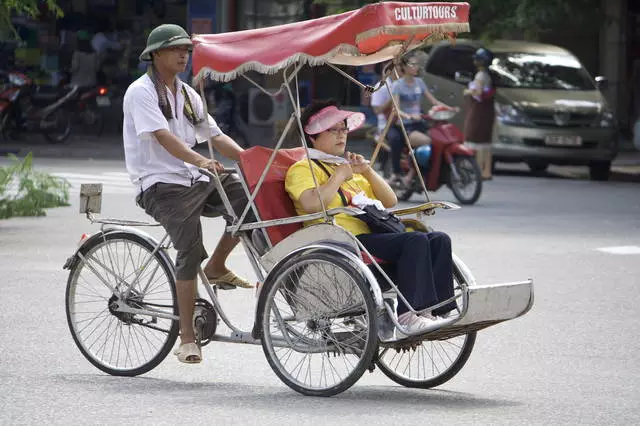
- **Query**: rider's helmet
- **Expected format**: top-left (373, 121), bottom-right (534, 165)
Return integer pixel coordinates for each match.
top-left (139, 24), bottom-right (192, 62)
top-left (472, 48), bottom-right (494, 67)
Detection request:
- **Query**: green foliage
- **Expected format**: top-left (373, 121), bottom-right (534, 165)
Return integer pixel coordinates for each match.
top-left (313, 0), bottom-right (604, 40)
top-left (0, 153), bottom-right (70, 219)
top-left (0, 0), bottom-right (63, 39)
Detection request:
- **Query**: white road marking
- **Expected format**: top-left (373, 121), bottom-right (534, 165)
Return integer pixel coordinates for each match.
top-left (50, 171), bottom-right (135, 195)
top-left (596, 246), bottom-right (640, 255)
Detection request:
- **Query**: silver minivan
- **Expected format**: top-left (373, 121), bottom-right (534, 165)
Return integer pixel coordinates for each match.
top-left (420, 40), bottom-right (618, 180)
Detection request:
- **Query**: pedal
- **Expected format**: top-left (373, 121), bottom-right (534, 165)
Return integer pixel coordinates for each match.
top-left (215, 283), bottom-right (237, 290)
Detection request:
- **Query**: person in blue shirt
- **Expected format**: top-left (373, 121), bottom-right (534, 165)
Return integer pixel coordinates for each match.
top-left (388, 55), bottom-right (456, 188)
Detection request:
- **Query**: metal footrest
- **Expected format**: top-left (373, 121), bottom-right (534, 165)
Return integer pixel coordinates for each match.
top-left (420, 279), bottom-right (534, 342)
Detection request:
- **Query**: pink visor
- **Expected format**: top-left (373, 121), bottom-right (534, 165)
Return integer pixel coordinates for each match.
top-left (303, 106), bottom-right (366, 135)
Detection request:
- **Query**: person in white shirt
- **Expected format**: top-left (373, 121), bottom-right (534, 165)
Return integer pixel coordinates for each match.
top-left (370, 61), bottom-right (404, 176)
top-left (71, 31), bottom-right (98, 88)
top-left (123, 24), bottom-right (252, 364)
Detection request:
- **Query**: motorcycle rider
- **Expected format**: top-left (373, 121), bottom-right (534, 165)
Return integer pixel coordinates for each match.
top-left (388, 54), bottom-right (456, 189)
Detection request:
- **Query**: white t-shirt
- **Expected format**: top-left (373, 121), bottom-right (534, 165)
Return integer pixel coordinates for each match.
top-left (122, 74), bottom-right (222, 194)
top-left (370, 77), bottom-right (393, 134)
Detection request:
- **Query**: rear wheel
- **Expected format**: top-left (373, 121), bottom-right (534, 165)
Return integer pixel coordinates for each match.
top-left (589, 161), bottom-right (611, 181)
top-left (527, 160), bottom-right (549, 174)
top-left (449, 156), bottom-right (482, 205)
top-left (78, 104), bottom-right (105, 136)
top-left (65, 232), bottom-right (179, 376)
top-left (259, 252), bottom-right (378, 397)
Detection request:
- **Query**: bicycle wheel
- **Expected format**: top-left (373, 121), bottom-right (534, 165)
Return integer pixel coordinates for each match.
top-left (65, 231), bottom-right (179, 376)
top-left (376, 257), bottom-right (476, 388)
top-left (259, 252), bottom-right (378, 397)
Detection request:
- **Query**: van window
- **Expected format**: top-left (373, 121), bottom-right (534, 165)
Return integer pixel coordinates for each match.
top-left (426, 46), bottom-right (476, 81)
top-left (490, 52), bottom-right (595, 90)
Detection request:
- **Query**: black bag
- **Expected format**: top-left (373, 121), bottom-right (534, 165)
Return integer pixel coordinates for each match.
top-left (312, 159), bottom-right (405, 234)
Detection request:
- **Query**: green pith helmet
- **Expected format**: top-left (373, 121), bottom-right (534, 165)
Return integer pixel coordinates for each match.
top-left (139, 24), bottom-right (192, 62)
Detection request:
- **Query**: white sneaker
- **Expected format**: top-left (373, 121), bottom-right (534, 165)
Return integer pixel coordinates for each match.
top-left (398, 312), bottom-right (435, 334)
top-left (420, 311), bottom-right (436, 320)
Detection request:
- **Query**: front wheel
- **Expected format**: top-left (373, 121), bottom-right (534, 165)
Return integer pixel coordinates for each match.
top-left (259, 252), bottom-right (379, 397)
top-left (43, 108), bottom-right (72, 143)
top-left (376, 254), bottom-right (477, 388)
top-left (65, 231), bottom-right (179, 376)
top-left (449, 156), bottom-right (482, 205)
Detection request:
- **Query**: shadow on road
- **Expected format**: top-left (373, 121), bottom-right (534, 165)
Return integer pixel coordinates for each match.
top-left (55, 374), bottom-right (523, 410)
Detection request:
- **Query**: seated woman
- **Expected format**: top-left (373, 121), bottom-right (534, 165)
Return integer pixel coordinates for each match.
top-left (284, 100), bottom-right (457, 333)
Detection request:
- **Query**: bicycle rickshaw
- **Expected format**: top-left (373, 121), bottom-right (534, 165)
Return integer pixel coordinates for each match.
top-left (63, 1), bottom-right (534, 397)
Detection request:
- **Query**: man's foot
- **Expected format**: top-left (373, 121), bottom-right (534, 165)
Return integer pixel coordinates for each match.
top-left (174, 342), bottom-right (202, 364)
top-left (207, 270), bottom-right (254, 289)
top-left (398, 312), bottom-right (435, 334)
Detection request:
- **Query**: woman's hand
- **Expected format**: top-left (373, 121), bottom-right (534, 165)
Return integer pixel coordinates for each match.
top-left (346, 152), bottom-right (371, 175)
top-left (334, 163), bottom-right (354, 182)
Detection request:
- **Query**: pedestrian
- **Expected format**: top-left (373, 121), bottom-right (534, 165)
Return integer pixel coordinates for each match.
top-left (122, 24), bottom-right (254, 364)
top-left (463, 48), bottom-right (496, 180)
top-left (70, 30), bottom-right (99, 89)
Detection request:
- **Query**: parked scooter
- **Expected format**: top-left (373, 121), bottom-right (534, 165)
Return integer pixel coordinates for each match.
top-left (394, 106), bottom-right (483, 205)
top-left (0, 71), bottom-right (77, 143)
top-left (69, 85), bottom-right (111, 136)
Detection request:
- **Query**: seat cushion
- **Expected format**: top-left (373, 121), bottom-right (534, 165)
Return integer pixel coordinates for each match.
top-left (238, 146), bottom-right (307, 245)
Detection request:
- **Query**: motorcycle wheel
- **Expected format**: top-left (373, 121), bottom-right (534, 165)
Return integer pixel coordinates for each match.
top-left (43, 108), bottom-right (72, 144)
top-left (79, 105), bottom-right (105, 136)
top-left (390, 175), bottom-right (415, 202)
top-left (448, 156), bottom-right (482, 205)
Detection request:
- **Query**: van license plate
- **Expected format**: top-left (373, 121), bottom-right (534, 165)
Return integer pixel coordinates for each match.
top-left (545, 135), bottom-right (582, 146)
top-left (96, 96), bottom-right (111, 107)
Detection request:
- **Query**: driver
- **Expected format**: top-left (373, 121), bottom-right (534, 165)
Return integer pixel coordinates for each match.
top-left (122, 24), bottom-right (253, 365)
top-left (388, 54), bottom-right (456, 188)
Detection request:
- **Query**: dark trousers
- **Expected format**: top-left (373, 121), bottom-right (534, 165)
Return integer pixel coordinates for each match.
top-left (388, 122), bottom-right (429, 175)
top-left (357, 231), bottom-right (456, 316)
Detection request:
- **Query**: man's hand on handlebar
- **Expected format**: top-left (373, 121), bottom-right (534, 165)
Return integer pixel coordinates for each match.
top-left (201, 158), bottom-right (225, 174)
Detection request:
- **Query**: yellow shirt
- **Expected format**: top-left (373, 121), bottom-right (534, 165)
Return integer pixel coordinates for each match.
top-left (285, 159), bottom-right (376, 236)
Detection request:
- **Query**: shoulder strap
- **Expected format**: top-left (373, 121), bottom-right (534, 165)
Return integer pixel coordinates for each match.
top-left (311, 159), bottom-right (348, 207)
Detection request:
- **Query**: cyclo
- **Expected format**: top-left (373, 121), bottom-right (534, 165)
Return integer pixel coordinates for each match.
top-left (63, 2), bottom-right (533, 397)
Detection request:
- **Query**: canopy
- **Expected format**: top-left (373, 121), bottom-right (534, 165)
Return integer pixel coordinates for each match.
top-left (192, 1), bottom-right (470, 82)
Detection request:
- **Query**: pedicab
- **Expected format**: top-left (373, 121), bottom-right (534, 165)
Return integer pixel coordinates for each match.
top-left (63, 1), bottom-right (534, 397)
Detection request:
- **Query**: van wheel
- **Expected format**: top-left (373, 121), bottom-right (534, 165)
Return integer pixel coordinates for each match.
top-left (589, 161), bottom-right (611, 181)
top-left (527, 161), bottom-right (549, 174)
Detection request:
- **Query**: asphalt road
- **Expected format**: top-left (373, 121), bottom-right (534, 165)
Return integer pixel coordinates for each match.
top-left (1, 158), bottom-right (639, 425)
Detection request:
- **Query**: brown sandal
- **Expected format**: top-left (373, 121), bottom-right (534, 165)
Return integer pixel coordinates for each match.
top-left (207, 271), bottom-right (254, 289)
top-left (174, 342), bottom-right (202, 364)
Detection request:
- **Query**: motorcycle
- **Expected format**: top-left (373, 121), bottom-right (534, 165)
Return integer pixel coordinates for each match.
top-left (0, 71), bottom-right (77, 143)
top-left (393, 106), bottom-right (483, 205)
top-left (69, 85), bottom-right (111, 136)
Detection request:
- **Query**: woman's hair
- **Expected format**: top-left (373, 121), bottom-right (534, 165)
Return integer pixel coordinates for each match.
top-left (299, 99), bottom-right (339, 146)
top-left (398, 55), bottom-right (410, 73)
